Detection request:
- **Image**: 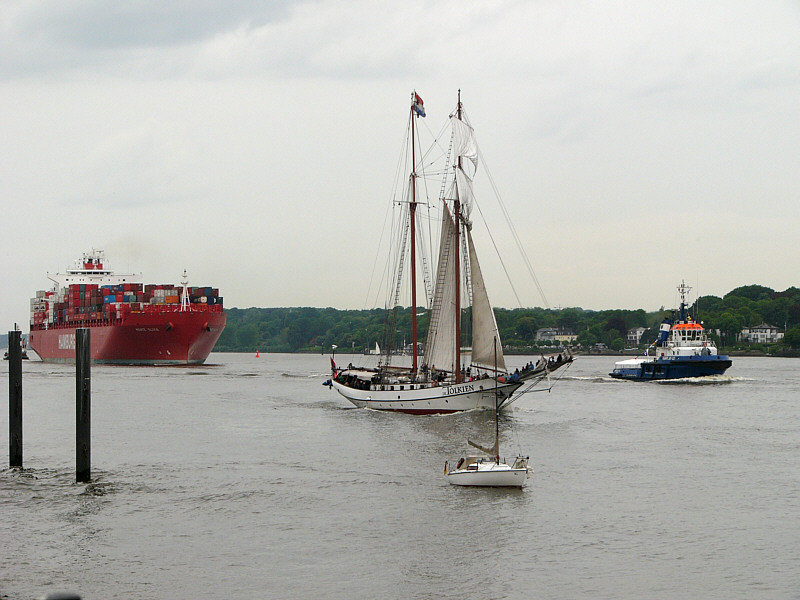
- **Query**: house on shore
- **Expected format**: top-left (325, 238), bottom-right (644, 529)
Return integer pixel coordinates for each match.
top-left (738, 323), bottom-right (784, 344)
top-left (626, 327), bottom-right (647, 347)
top-left (535, 327), bottom-right (578, 345)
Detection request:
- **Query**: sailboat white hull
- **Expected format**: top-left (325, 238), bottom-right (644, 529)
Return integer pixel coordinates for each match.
top-left (447, 464), bottom-right (529, 487)
top-left (331, 379), bottom-right (523, 414)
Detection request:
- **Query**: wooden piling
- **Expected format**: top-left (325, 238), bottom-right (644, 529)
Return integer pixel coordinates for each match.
top-left (76, 328), bottom-right (91, 483)
top-left (8, 330), bottom-right (22, 468)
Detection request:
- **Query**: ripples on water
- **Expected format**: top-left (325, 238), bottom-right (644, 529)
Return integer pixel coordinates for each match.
top-left (1, 354), bottom-right (799, 599)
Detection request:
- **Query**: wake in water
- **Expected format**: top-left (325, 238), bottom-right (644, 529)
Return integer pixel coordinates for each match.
top-left (282, 372), bottom-right (328, 378)
top-left (562, 374), bottom-right (753, 384)
top-left (656, 375), bottom-right (752, 385)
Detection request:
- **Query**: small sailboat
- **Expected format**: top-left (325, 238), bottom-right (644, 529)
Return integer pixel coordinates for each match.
top-left (445, 365), bottom-right (531, 487)
top-left (328, 90), bottom-right (571, 414)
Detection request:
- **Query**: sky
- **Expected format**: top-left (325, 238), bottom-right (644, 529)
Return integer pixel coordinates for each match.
top-left (2, 0), bottom-right (799, 331)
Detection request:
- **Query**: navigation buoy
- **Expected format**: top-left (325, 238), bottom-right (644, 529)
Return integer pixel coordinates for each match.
top-left (256, 350), bottom-right (260, 358)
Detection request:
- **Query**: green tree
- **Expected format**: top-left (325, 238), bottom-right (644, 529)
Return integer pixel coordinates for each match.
top-left (714, 312), bottom-right (745, 348)
top-left (725, 285), bottom-right (775, 302)
top-left (639, 328), bottom-right (658, 347)
top-left (238, 323), bottom-right (259, 350)
top-left (781, 327), bottom-right (800, 349)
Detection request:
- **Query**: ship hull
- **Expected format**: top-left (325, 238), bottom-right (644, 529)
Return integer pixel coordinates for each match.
top-left (609, 355), bottom-right (732, 381)
top-left (29, 311), bottom-right (226, 365)
top-left (331, 379), bottom-right (523, 414)
top-left (447, 467), bottom-right (528, 487)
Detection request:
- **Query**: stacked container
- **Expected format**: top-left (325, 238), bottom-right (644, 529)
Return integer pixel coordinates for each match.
top-left (31, 280), bottom-right (224, 329)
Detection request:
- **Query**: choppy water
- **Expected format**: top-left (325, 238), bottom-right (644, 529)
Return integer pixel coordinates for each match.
top-left (1, 354), bottom-right (799, 599)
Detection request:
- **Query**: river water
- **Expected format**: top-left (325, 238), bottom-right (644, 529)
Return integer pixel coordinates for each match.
top-left (1, 353), bottom-right (798, 599)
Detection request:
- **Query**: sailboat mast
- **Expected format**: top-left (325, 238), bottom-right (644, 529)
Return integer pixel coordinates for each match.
top-left (454, 89), bottom-right (463, 383)
top-left (410, 94), bottom-right (419, 373)
top-left (494, 337), bottom-right (499, 462)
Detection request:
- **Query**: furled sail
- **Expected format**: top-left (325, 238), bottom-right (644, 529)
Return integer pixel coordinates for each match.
top-left (454, 168), bottom-right (475, 219)
top-left (468, 437), bottom-right (499, 458)
top-left (468, 228), bottom-right (506, 371)
top-left (424, 208), bottom-right (458, 374)
top-left (452, 116), bottom-right (478, 172)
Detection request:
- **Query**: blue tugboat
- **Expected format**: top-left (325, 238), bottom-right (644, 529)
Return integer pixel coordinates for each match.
top-left (609, 282), bottom-right (732, 381)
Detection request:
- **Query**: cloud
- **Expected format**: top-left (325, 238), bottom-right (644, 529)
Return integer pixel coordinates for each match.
top-left (2, 0), bottom-right (800, 331)
top-left (0, 0), bottom-right (292, 77)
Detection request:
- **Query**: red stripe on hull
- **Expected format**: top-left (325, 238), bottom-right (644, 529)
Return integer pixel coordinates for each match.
top-left (29, 311), bottom-right (226, 365)
top-left (371, 408), bottom-right (465, 415)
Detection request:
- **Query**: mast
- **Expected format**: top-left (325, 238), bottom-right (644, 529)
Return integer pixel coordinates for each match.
top-left (494, 337), bottom-right (499, 462)
top-left (181, 269), bottom-right (190, 312)
top-left (410, 93), bottom-right (419, 373)
top-left (454, 89), bottom-right (462, 383)
top-left (678, 280), bottom-right (692, 322)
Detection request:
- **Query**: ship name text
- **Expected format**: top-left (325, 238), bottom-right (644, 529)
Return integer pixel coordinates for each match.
top-left (444, 383), bottom-right (475, 396)
top-left (58, 333), bottom-right (76, 350)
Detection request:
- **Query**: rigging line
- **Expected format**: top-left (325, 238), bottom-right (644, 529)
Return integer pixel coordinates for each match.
top-left (512, 359), bottom-right (574, 399)
top-left (364, 112), bottom-right (415, 311)
top-left (477, 146), bottom-right (550, 309)
top-left (506, 411), bottom-right (524, 456)
top-left (418, 116), bottom-right (453, 171)
top-left (365, 178), bottom-right (401, 311)
top-left (471, 194), bottom-right (524, 307)
top-left (457, 103), bottom-right (548, 308)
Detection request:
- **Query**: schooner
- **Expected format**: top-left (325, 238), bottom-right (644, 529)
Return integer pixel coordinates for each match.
top-left (328, 91), bottom-right (570, 414)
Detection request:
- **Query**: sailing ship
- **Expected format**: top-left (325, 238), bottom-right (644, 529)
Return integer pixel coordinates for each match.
top-left (328, 91), bottom-right (571, 414)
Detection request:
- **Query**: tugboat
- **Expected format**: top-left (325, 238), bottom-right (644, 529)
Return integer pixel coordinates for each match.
top-left (609, 282), bottom-right (732, 381)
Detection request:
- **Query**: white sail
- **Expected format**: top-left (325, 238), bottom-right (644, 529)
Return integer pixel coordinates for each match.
top-left (452, 116), bottom-right (478, 173)
top-left (468, 228), bottom-right (506, 371)
top-left (455, 167), bottom-right (475, 219)
top-left (424, 208), bottom-right (459, 374)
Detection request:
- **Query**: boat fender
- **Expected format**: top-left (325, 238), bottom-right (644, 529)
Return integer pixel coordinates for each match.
top-left (456, 457), bottom-right (465, 470)
top-left (203, 321), bottom-right (211, 332)
top-left (166, 322), bottom-right (173, 331)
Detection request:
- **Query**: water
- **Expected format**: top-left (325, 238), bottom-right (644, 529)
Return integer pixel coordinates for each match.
top-left (2, 354), bottom-right (799, 599)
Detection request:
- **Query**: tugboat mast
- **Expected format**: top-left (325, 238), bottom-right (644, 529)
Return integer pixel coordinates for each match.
top-left (678, 280), bottom-right (692, 321)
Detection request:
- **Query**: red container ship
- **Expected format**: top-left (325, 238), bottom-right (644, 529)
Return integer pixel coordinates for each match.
top-left (29, 250), bottom-right (226, 365)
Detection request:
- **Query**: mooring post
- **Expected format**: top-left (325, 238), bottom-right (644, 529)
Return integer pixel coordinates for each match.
top-left (76, 328), bottom-right (91, 483)
top-left (8, 330), bottom-right (22, 468)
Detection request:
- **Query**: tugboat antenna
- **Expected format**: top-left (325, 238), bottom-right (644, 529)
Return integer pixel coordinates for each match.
top-left (678, 280), bottom-right (692, 321)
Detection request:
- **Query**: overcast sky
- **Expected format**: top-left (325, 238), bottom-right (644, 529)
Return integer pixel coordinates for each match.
top-left (2, 0), bottom-right (799, 331)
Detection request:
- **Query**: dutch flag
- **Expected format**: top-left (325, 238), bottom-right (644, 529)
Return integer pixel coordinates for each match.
top-left (412, 92), bottom-right (425, 117)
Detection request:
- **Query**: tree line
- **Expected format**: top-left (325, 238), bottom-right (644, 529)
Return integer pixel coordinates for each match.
top-left (213, 284), bottom-right (800, 354)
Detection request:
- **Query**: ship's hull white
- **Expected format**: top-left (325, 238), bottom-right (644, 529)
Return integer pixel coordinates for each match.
top-left (331, 379), bottom-right (522, 414)
top-left (447, 469), bottom-right (528, 487)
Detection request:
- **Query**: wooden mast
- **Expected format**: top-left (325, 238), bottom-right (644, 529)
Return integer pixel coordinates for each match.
top-left (410, 93), bottom-right (419, 374)
top-left (454, 89), bottom-right (462, 383)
